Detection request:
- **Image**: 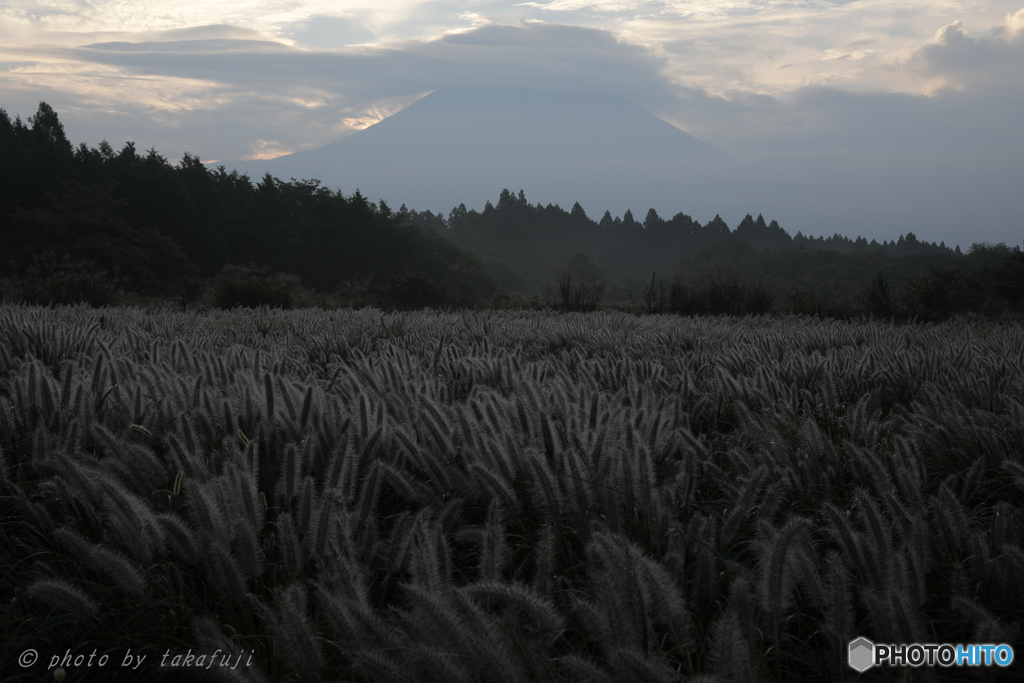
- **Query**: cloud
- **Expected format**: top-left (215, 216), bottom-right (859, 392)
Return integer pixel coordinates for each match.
top-left (65, 20), bottom-right (674, 99)
top-left (4, 8), bottom-right (1022, 163)
top-left (0, 19), bottom-right (679, 160)
top-left (1006, 7), bottom-right (1024, 35)
top-left (899, 8), bottom-right (1024, 92)
top-left (283, 15), bottom-right (376, 48)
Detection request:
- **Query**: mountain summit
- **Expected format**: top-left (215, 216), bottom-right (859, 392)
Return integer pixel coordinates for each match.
top-left (227, 89), bottom-right (724, 213)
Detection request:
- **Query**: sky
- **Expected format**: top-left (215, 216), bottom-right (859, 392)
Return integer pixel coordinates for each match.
top-left (2, 1), bottom-right (1023, 245)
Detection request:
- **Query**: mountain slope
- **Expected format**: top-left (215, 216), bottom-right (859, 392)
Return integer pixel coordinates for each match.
top-left (226, 89), bottom-right (724, 213)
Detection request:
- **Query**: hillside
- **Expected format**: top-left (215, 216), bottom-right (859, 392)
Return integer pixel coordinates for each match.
top-left (225, 88), bottom-right (724, 214)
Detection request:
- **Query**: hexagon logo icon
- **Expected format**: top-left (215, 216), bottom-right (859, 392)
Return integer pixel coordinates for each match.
top-left (848, 637), bottom-right (875, 672)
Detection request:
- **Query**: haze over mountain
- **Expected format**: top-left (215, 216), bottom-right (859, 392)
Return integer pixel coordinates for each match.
top-left (226, 88), bottom-right (728, 217)
top-left (225, 87), bottom-right (1022, 248)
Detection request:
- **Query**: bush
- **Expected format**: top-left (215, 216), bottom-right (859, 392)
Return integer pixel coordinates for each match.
top-left (666, 281), bottom-right (704, 315)
top-left (178, 277), bottom-right (205, 308)
top-left (993, 248), bottom-right (1024, 312)
top-left (492, 292), bottom-right (543, 310)
top-left (705, 278), bottom-right (773, 316)
top-left (384, 272), bottom-right (454, 310)
top-left (741, 281), bottom-right (775, 315)
top-left (635, 270), bottom-right (773, 316)
top-left (858, 270), bottom-right (898, 318)
top-left (787, 287), bottom-right (849, 319)
top-left (19, 252), bottom-right (115, 307)
top-left (546, 253), bottom-right (605, 312)
top-left (213, 264), bottom-right (296, 309)
top-left (640, 272), bottom-right (687, 314)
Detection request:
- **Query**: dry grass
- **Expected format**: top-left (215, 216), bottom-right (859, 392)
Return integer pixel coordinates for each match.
top-left (2, 304), bottom-right (1023, 681)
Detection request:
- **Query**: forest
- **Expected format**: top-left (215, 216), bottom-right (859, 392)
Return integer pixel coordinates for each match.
top-left (2, 101), bottom-right (1023, 317)
top-left (0, 103), bottom-right (497, 311)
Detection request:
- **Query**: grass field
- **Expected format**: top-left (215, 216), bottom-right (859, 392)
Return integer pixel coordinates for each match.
top-left (2, 304), bottom-right (1023, 681)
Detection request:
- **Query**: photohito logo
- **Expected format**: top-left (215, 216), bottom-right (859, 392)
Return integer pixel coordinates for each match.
top-left (848, 637), bottom-right (1014, 671)
top-left (848, 638), bottom-right (874, 672)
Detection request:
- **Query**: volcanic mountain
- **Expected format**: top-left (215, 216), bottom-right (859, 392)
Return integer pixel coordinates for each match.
top-left (226, 89), bottom-right (726, 215)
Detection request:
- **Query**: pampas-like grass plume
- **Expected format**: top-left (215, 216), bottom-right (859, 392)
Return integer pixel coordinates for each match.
top-left (27, 578), bottom-right (98, 620)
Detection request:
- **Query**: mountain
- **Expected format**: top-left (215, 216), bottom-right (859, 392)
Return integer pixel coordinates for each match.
top-left (216, 87), bottom-right (1021, 249)
top-left (225, 88), bottom-right (726, 215)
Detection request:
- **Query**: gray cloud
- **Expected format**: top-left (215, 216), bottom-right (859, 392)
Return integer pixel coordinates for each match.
top-left (82, 39), bottom-right (292, 53)
top-left (904, 12), bottom-right (1024, 91)
top-left (69, 20), bottom-right (676, 102)
top-left (283, 15), bottom-right (376, 48)
top-left (0, 61), bottom-right (38, 71)
top-left (708, 87), bottom-right (1024, 152)
top-left (4, 20), bottom-right (676, 162)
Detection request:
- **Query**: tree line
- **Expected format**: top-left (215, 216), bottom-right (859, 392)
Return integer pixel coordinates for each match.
top-left (408, 191), bottom-right (1022, 318)
top-left (1, 103), bottom-right (498, 309)
top-left (2, 102), bottom-right (1021, 317)
top-left (404, 188), bottom-right (960, 294)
